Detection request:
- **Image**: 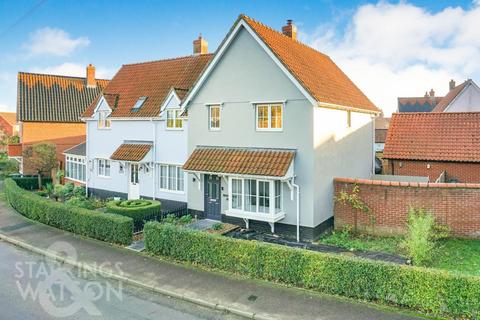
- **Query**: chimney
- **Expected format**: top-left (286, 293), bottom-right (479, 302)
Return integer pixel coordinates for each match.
top-left (193, 35), bottom-right (208, 55)
top-left (86, 64), bottom-right (96, 88)
top-left (429, 89), bottom-right (435, 97)
top-left (282, 19), bottom-right (297, 40)
top-left (424, 91), bottom-right (429, 98)
top-left (449, 79), bottom-right (456, 91)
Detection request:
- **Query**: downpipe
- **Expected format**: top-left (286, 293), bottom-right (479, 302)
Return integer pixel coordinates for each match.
top-left (291, 176), bottom-right (300, 242)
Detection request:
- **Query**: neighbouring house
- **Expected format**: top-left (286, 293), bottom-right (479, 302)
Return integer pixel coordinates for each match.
top-left (397, 89), bottom-right (442, 112)
top-left (81, 36), bottom-right (212, 212)
top-left (0, 112), bottom-right (19, 152)
top-left (181, 15), bottom-right (380, 241)
top-left (11, 66), bottom-right (109, 174)
top-left (383, 112), bottom-right (480, 183)
top-left (63, 142), bottom-right (86, 186)
top-left (432, 79), bottom-right (480, 112)
top-left (374, 116), bottom-right (390, 154)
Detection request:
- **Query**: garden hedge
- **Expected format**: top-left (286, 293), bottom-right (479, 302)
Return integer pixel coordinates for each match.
top-left (4, 178), bottom-right (133, 245)
top-left (144, 222), bottom-right (480, 319)
top-left (11, 175), bottom-right (52, 190)
top-left (106, 199), bottom-right (161, 230)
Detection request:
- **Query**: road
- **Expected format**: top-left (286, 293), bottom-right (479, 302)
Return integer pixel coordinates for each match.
top-left (0, 239), bottom-right (244, 320)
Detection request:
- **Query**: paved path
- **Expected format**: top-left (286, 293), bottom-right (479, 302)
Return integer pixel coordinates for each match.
top-left (0, 197), bottom-right (426, 320)
top-left (0, 239), bottom-right (243, 320)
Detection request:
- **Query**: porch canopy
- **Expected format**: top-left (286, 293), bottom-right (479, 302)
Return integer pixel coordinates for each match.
top-left (110, 143), bottom-right (152, 162)
top-left (183, 146), bottom-right (295, 178)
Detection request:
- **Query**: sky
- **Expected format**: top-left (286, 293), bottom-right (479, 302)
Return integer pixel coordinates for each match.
top-left (0, 0), bottom-right (479, 116)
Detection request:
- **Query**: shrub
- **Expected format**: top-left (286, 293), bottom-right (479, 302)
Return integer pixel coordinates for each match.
top-left (145, 222), bottom-right (480, 319)
top-left (212, 222), bottom-right (223, 230)
top-left (4, 178), bottom-right (133, 245)
top-left (65, 196), bottom-right (95, 210)
top-left (73, 185), bottom-right (86, 197)
top-left (61, 182), bottom-right (75, 199)
top-left (11, 175), bottom-right (52, 190)
top-left (0, 159), bottom-right (19, 176)
top-left (106, 199), bottom-right (161, 230)
top-left (400, 208), bottom-right (449, 266)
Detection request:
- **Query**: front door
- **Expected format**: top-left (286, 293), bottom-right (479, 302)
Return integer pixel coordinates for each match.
top-left (204, 174), bottom-right (221, 220)
top-left (128, 163), bottom-right (140, 200)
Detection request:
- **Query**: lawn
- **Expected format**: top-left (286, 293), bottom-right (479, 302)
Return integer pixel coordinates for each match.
top-left (318, 230), bottom-right (480, 276)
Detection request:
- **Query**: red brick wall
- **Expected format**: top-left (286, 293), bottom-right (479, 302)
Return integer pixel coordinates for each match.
top-left (334, 178), bottom-right (480, 238)
top-left (388, 159), bottom-right (480, 183)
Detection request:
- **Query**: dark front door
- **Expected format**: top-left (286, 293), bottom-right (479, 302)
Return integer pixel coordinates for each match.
top-left (204, 174), bottom-right (221, 220)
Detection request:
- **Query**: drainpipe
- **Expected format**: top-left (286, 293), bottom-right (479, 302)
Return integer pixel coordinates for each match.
top-left (291, 176), bottom-right (300, 242)
top-left (151, 118), bottom-right (156, 200)
top-left (85, 121), bottom-right (89, 197)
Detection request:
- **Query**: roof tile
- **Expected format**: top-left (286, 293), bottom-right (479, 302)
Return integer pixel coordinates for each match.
top-left (110, 144), bottom-right (152, 162)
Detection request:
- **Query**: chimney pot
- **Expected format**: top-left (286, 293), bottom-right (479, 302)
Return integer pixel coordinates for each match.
top-left (424, 91), bottom-right (429, 98)
top-left (193, 35), bottom-right (208, 55)
top-left (449, 79), bottom-right (456, 91)
top-left (429, 89), bottom-right (435, 97)
top-left (282, 19), bottom-right (297, 40)
top-left (86, 64), bottom-right (96, 88)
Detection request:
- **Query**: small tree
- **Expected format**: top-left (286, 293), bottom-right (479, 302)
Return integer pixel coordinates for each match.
top-left (22, 142), bottom-right (57, 188)
top-left (335, 184), bottom-right (374, 232)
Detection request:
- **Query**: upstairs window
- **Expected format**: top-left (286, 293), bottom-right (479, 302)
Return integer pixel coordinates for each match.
top-left (209, 105), bottom-right (221, 130)
top-left (132, 96), bottom-right (147, 112)
top-left (256, 104), bottom-right (283, 131)
top-left (166, 109), bottom-right (183, 129)
top-left (98, 111), bottom-right (111, 129)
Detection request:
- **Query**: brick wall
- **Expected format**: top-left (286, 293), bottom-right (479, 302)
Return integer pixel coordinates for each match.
top-left (334, 177), bottom-right (480, 238)
top-left (388, 159), bottom-right (480, 183)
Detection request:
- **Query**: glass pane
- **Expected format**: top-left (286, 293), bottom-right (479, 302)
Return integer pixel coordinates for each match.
top-left (166, 111), bottom-right (174, 128)
top-left (244, 179), bottom-right (257, 212)
top-left (271, 105), bottom-right (282, 129)
top-left (168, 166), bottom-right (176, 190)
top-left (231, 179), bottom-right (242, 209)
top-left (275, 180), bottom-right (282, 212)
top-left (177, 167), bottom-right (184, 191)
top-left (175, 110), bottom-right (183, 128)
top-left (160, 165), bottom-right (168, 189)
top-left (105, 160), bottom-right (110, 176)
top-left (257, 105), bottom-right (269, 129)
top-left (258, 181), bottom-right (270, 213)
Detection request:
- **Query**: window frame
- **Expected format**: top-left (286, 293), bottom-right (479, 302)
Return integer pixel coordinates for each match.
top-left (208, 105), bottom-right (221, 131)
top-left (97, 159), bottom-right (111, 178)
top-left (228, 177), bottom-right (283, 215)
top-left (97, 111), bottom-right (111, 130)
top-left (157, 164), bottom-right (185, 193)
top-left (65, 155), bottom-right (86, 183)
top-left (255, 103), bottom-right (284, 132)
top-left (166, 109), bottom-right (183, 130)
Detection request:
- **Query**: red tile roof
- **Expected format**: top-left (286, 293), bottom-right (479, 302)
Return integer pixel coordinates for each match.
top-left (110, 144), bottom-right (152, 162)
top-left (241, 15), bottom-right (379, 113)
top-left (183, 146), bottom-right (295, 177)
top-left (0, 112), bottom-right (17, 126)
top-left (383, 112), bottom-right (480, 162)
top-left (83, 54), bottom-right (213, 118)
top-left (432, 80), bottom-right (469, 112)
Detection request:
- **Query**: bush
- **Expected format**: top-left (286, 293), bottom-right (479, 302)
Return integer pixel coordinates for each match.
top-left (73, 185), bottom-right (86, 197)
top-left (145, 222), bottom-right (480, 319)
top-left (0, 159), bottom-right (19, 176)
top-left (4, 178), bottom-right (133, 245)
top-left (11, 175), bottom-right (52, 190)
top-left (106, 199), bottom-right (161, 230)
top-left (65, 196), bottom-right (95, 210)
top-left (401, 208), bottom-right (449, 266)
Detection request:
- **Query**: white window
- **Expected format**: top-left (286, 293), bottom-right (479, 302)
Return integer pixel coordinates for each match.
top-left (98, 111), bottom-right (111, 129)
top-left (157, 164), bottom-right (184, 192)
top-left (65, 156), bottom-right (86, 182)
top-left (209, 105), bottom-right (221, 130)
top-left (229, 178), bottom-right (283, 214)
top-left (166, 109), bottom-right (183, 129)
top-left (256, 104), bottom-right (283, 131)
top-left (98, 159), bottom-right (111, 177)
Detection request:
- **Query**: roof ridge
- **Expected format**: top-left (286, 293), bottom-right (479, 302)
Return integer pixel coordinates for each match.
top-left (123, 53), bottom-right (214, 67)
top-left (392, 111), bottom-right (480, 116)
top-left (18, 71), bottom-right (109, 82)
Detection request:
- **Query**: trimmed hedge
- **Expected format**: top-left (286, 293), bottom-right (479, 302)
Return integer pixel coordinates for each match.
top-left (106, 199), bottom-right (161, 230)
top-left (11, 175), bottom-right (52, 190)
top-left (4, 178), bottom-right (133, 245)
top-left (145, 222), bottom-right (480, 319)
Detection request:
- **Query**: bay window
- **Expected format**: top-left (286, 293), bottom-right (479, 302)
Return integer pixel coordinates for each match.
top-left (256, 104), bottom-right (283, 131)
top-left (158, 164), bottom-right (184, 192)
top-left (229, 178), bottom-right (282, 214)
top-left (65, 156), bottom-right (86, 182)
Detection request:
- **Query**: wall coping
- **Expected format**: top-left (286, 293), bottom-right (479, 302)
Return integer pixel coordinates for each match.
top-left (334, 177), bottom-right (480, 189)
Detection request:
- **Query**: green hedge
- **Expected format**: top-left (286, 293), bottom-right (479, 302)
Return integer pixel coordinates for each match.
top-left (144, 222), bottom-right (480, 319)
top-left (11, 175), bottom-right (52, 190)
top-left (106, 199), bottom-right (161, 230)
top-left (4, 178), bottom-right (133, 245)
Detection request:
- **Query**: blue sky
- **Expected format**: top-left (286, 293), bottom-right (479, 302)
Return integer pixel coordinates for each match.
top-left (1, 0), bottom-right (479, 115)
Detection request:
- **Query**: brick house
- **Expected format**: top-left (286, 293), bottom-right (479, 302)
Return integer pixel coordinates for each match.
top-left (12, 66), bottom-right (108, 173)
top-left (0, 112), bottom-right (18, 152)
top-left (384, 112), bottom-right (480, 183)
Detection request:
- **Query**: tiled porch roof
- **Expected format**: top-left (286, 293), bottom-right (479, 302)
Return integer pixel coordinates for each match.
top-left (110, 143), bottom-right (152, 162)
top-left (183, 146), bottom-right (295, 177)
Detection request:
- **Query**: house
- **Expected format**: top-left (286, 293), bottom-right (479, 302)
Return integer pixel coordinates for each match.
top-left (181, 15), bottom-right (380, 241)
top-left (374, 116), bottom-right (390, 154)
top-left (432, 79), bottom-right (480, 112)
top-left (81, 36), bottom-right (212, 211)
top-left (397, 89), bottom-right (442, 112)
top-left (383, 112), bottom-right (480, 183)
top-left (63, 142), bottom-right (86, 186)
top-left (0, 112), bottom-right (18, 152)
top-left (12, 66), bottom-right (108, 174)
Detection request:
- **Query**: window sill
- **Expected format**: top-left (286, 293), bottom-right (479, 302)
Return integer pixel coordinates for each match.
top-left (255, 128), bottom-right (283, 132)
top-left (65, 177), bottom-right (86, 184)
top-left (165, 127), bottom-right (184, 131)
top-left (225, 209), bottom-right (285, 223)
top-left (97, 175), bottom-right (111, 179)
top-left (158, 188), bottom-right (185, 195)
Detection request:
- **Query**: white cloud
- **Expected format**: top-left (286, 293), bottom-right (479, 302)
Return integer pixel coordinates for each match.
top-left (23, 27), bottom-right (90, 57)
top-left (30, 63), bottom-right (114, 79)
top-left (301, 1), bottom-right (480, 115)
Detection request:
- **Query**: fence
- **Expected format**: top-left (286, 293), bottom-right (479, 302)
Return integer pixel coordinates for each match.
top-left (133, 203), bottom-right (188, 233)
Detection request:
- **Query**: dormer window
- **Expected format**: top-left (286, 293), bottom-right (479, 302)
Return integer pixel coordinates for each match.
top-left (166, 109), bottom-right (183, 129)
top-left (98, 111), bottom-right (111, 129)
top-left (132, 96), bottom-right (147, 112)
